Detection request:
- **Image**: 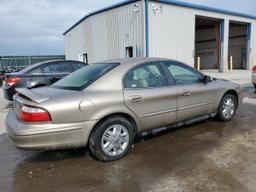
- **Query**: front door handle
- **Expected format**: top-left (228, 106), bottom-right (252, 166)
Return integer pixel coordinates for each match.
top-left (129, 95), bottom-right (142, 102)
top-left (182, 91), bottom-right (191, 96)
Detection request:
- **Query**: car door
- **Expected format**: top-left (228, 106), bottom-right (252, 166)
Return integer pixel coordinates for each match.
top-left (123, 62), bottom-right (178, 131)
top-left (164, 61), bottom-right (217, 122)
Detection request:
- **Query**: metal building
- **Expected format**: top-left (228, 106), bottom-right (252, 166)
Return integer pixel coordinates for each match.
top-left (63, 0), bottom-right (256, 72)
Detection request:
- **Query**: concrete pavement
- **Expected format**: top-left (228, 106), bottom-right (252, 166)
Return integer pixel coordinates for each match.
top-left (202, 70), bottom-right (252, 86)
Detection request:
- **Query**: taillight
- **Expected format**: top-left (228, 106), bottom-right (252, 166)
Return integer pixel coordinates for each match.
top-left (253, 65), bottom-right (256, 73)
top-left (20, 105), bottom-right (51, 122)
top-left (6, 77), bottom-right (21, 86)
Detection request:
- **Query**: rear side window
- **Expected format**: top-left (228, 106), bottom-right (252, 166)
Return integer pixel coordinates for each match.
top-left (29, 67), bottom-right (42, 74)
top-left (124, 63), bottom-right (168, 88)
top-left (50, 63), bottom-right (72, 73)
top-left (52, 63), bottom-right (118, 90)
top-left (41, 65), bottom-right (51, 73)
top-left (165, 62), bottom-right (201, 85)
top-left (71, 63), bottom-right (85, 71)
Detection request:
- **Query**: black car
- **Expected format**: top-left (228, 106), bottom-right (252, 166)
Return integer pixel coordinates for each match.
top-left (3, 60), bottom-right (86, 100)
top-left (0, 69), bottom-right (5, 87)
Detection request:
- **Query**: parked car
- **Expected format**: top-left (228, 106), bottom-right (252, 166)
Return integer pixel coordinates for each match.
top-left (252, 65), bottom-right (256, 89)
top-left (2, 60), bottom-right (86, 100)
top-left (6, 58), bottom-right (243, 161)
top-left (0, 69), bottom-right (5, 87)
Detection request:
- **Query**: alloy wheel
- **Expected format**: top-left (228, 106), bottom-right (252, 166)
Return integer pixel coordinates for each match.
top-left (101, 124), bottom-right (130, 157)
top-left (222, 97), bottom-right (235, 119)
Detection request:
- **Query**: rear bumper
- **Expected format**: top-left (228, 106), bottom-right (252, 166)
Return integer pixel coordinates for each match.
top-left (6, 111), bottom-right (96, 150)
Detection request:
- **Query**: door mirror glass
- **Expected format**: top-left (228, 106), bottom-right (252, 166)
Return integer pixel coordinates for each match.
top-left (202, 75), bottom-right (211, 84)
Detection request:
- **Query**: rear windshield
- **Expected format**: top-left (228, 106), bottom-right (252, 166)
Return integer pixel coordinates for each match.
top-left (51, 63), bottom-right (118, 90)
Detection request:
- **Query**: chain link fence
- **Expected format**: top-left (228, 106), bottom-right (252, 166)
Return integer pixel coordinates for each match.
top-left (0, 55), bottom-right (65, 71)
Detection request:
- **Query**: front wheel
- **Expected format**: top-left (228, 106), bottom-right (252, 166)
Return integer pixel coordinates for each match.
top-left (89, 116), bottom-right (135, 162)
top-left (217, 94), bottom-right (237, 122)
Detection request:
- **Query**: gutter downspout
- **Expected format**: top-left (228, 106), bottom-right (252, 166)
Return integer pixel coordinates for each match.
top-left (145, 0), bottom-right (149, 57)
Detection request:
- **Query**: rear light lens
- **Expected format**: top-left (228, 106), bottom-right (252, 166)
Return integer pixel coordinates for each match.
top-left (253, 65), bottom-right (256, 73)
top-left (20, 105), bottom-right (51, 122)
top-left (6, 77), bottom-right (21, 86)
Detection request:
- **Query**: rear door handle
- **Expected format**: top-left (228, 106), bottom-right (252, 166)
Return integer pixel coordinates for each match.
top-left (129, 95), bottom-right (142, 102)
top-left (182, 91), bottom-right (191, 96)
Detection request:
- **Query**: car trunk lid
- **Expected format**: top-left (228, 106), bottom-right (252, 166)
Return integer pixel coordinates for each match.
top-left (16, 88), bottom-right (50, 103)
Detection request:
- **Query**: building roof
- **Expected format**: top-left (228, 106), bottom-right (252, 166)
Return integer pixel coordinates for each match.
top-left (159, 0), bottom-right (256, 19)
top-left (63, 0), bottom-right (256, 35)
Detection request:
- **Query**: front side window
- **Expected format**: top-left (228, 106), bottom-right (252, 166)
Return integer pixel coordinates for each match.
top-left (165, 62), bottom-right (201, 85)
top-left (124, 63), bottom-right (168, 88)
top-left (52, 63), bottom-right (118, 90)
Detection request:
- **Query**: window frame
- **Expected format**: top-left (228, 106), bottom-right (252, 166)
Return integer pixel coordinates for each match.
top-left (162, 61), bottom-right (204, 86)
top-left (123, 61), bottom-right (174, 90)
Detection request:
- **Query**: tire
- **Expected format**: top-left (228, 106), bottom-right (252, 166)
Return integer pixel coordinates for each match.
top-left (0, 79), bottom-right (2, 88)
top-left (217, 94), bottom-right (237, 122)
top-left (89, 116), bottom-right (135, 162)
top-left (254, 84), bottom-right (256, 89)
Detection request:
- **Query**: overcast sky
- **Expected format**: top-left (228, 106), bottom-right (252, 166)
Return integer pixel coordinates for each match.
top-left (0, 0), bottom-right (255, 56)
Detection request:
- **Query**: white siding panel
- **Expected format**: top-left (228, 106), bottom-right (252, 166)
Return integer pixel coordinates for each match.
top-left (64, 2), bottom-right (145, 63)
top-left (149, 1), bottom-right (256, 69)
top-left (148, 3), bottom-right (195, 65)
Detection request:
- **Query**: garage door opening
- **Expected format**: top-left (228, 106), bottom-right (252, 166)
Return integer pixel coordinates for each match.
top-left (228, 22), bottom-right (250, 70)
top-left (195, 16), bottom-right (222, 70)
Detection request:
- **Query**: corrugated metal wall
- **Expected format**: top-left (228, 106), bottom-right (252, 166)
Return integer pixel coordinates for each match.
top-left (148, 2), bottom-right (195, 65)
top-left (148, 1), bottom-right (256, 71)
top-left (64, 1), bottom-right (145, 63)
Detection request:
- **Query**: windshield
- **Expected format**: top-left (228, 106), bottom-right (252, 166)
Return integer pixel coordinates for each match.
top-left (51, 63), bottom-right (118, 90)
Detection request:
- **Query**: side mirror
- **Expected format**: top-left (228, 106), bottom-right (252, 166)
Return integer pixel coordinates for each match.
top-left (202, 75), bottom-right (211, 84)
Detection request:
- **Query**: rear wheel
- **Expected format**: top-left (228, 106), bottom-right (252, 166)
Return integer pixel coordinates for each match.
top-left (89, 116), bottom-right (135, 162)
top-left (217, 94), bottom-right (237, 122)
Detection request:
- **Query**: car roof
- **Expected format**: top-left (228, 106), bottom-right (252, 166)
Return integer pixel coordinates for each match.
top-left (15, 60), bottom-right (85, 74)
top-left (96, 57), bottom-right (173, 66)
top-left (28, 60), bottom-right (85, 68)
